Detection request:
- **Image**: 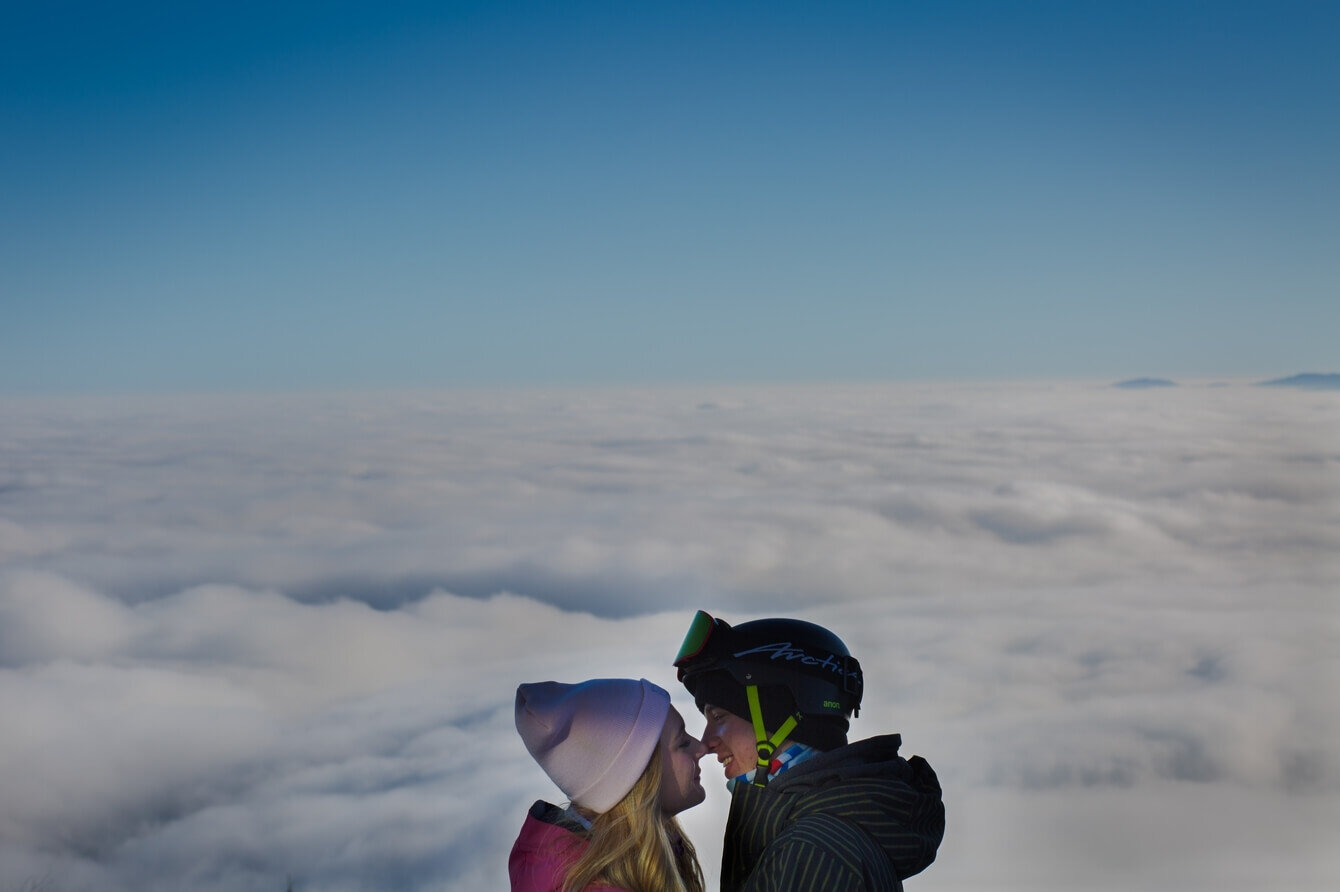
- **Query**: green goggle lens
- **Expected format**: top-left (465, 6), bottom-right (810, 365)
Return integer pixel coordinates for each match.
top-left (674, 610), bottom-right (716, 665)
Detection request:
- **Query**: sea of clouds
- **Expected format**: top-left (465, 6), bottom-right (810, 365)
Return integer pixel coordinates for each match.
top-left (1, 380), bottom-right (1336, 891)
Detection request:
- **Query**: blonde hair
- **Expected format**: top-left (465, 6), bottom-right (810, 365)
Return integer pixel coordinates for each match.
top-left (561, 748), bottom-right (704, 892)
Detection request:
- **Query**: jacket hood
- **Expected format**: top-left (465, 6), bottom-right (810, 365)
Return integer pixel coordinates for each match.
top-left (726, 734), bottom-right (945, 882)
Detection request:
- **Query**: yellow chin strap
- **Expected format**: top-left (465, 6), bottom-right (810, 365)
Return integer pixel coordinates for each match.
top-left (746, 684), bottom-right (801, 788)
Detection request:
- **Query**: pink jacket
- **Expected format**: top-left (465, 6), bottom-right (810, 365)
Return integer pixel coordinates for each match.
top-left (509, 801), bottom-right (628, 892)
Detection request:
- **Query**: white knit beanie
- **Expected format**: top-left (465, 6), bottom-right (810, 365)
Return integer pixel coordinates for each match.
top-left (515, 678), bottom-right (671, 813)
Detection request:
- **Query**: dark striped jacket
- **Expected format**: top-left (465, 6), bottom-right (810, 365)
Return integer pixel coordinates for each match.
top-left (720, 734), bottom-right (944, 891)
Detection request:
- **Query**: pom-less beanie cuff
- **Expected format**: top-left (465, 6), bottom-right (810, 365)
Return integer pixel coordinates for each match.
top-left (516, 678), bottom-right (671, 813)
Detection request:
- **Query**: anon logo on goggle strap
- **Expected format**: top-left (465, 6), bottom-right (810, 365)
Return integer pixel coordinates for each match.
top-left (732, 641), bottom-right (859, 679)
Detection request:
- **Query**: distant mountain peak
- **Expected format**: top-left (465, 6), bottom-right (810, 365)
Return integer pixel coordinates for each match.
top-left (1259, 373), bottom-right (1340, 390)
top-left (1114, 377), bottom-right (1177, 389)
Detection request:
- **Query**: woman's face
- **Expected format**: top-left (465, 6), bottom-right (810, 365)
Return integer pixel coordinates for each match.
top-left (658, 707), bottom-right (707, 815)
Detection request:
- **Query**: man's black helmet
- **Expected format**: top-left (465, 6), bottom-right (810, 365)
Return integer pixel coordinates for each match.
top-left (674, 611), bottom-right (863, 752)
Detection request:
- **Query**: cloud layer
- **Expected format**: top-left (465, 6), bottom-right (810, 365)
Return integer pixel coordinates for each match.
top-left (1, 381), bottom-right (1336, 890)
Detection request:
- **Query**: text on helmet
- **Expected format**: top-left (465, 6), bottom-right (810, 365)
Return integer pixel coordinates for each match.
top-left (732, 641), bottom-right (858, 681)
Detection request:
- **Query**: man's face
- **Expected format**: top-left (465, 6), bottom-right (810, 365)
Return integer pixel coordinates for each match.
top-left (700, 703), bottom-right (760, 780)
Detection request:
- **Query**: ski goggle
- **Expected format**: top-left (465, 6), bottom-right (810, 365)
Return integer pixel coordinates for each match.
top-left (673, 609), bottom-right (720, 667)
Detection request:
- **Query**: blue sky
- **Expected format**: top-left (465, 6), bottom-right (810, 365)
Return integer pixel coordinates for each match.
top-left (3, 0), bottom-right (1336, 393)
